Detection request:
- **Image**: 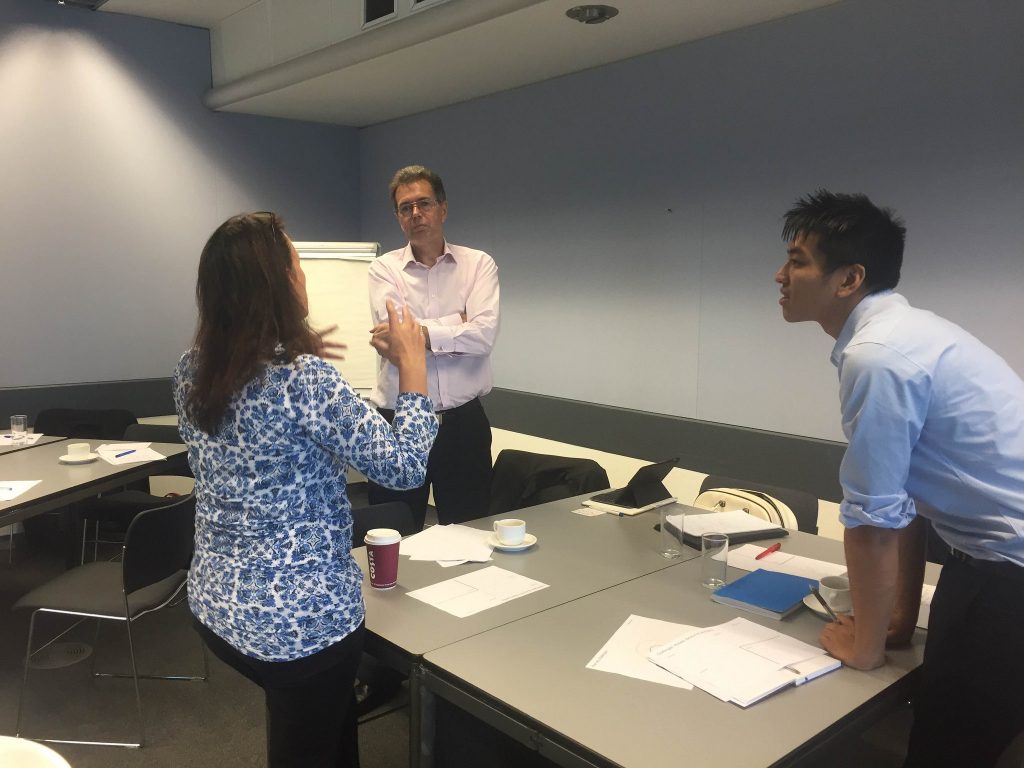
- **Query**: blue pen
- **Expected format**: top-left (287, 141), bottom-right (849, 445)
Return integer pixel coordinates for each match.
top-left (115, 449), bottom-right (136, 459)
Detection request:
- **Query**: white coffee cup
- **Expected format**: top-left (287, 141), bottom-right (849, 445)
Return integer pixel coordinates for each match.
top-left (819, 575), bottom-right (852, 614)
top-left (493, 518), bottom-right (526, 546)
top-left (67, 442), bottom-right (91, 458)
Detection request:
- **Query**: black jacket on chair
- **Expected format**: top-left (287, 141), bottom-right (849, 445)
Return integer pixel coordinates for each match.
top-left (489, 450), bottom-right (610, 516)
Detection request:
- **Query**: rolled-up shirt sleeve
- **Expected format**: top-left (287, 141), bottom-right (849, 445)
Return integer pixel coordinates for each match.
top-left (837, 343), bottom-right (931, 529)
top-left (287, 358), bottom-right (438, 491)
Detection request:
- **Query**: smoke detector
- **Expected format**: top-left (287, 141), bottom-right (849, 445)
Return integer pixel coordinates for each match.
top-left (566, 5), bottom-right (619, 25)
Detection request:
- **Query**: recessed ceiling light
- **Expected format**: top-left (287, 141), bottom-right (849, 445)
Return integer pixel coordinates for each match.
top-left (566, 5), bottom-right (619, 25)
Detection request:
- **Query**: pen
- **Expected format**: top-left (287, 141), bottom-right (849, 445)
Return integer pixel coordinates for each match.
top-left (809, 585), bottom-right (839, 622)
top-left (755, 542), bottom-right (781, 560)
top-left (115, 449), bottom-right (136, 458)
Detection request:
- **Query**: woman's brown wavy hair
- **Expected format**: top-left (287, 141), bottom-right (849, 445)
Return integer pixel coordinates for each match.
top-left (185, 212), bottom-right (321, 433)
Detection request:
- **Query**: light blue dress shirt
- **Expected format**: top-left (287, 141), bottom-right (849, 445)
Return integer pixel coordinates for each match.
top-left (831, 291), bottom-right (1024, 565)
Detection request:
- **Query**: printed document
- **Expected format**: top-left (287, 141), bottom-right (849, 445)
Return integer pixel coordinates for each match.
top-left (399, 524), bottom-right (493, 565)
top-left (96, 443), bottom-right (166, 465)
top-left (648, 617), bottom-right (839, 707)
top-left (406, 566), bottom-right (548, 618)
top-left (587, 615), bottom-right (695, 689)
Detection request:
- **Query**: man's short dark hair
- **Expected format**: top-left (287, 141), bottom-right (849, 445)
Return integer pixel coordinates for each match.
top-left (389, 165), bottom-right (446, 209)
top-left (782, 190), bottom-right (906, 293)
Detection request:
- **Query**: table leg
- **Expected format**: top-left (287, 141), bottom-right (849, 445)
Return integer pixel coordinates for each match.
top-left (411, 663), bottom-right (436, 768)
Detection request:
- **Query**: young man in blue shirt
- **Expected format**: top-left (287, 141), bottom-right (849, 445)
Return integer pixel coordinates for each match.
top-left (775, 190), bottom-right (1024, 768)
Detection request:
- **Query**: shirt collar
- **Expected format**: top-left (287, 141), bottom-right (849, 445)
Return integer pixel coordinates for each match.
top-left (830, 290), bottom-right (902, 367)
top-left (401, 240), bottom-right (454, 268)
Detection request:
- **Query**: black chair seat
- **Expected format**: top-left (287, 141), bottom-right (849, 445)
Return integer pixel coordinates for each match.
top-left (14, 562), bottom-right (187, 618)
top-left (698, 474), bottom-right (819, 535)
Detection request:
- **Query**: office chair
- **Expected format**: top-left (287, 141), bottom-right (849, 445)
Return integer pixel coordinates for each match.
top-left (33, 408), bottom-right (137, 440)
top-left (14, 494), bottom-right (207, 748)
top-left (489, 449), bottom-right (610, 516)
top-left (80, 423), bottom-right (193, 563)
top-left (351, 500), bottom-right (417, 544)
top-left (697, 474), bottom-right (819, 535)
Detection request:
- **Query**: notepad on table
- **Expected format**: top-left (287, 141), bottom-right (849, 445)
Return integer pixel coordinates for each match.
top-left (710, 569), bottom-right (818, 620)
top-left (664, 509), bottom-right (789, 548)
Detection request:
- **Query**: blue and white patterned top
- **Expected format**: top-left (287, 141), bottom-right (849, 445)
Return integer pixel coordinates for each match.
top-left (173, 350), bottom-right (437, 661)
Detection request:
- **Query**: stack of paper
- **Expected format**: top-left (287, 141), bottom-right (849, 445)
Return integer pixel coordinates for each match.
top-left (664, 510), bottom-right (787, 548)
top-left (586, 615), bottom-right (696, 689)
top-left (399, 524), bottom-right (493, 566)
top-left (96, 443), bottom-right (167, 465)
top-left (648, 617), bottom-right (840, 707)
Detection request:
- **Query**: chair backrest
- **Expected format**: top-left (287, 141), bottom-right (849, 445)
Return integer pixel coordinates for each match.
top-left (34, 408), bottom-right (137, 439)
top-left (121, 494), bottom-right (196, 595)
top-left (698, 474), bottom-right (818, 535)
top-left (124, 422), bottom-right (192, 480)
top-left (351, 501), bottom-right (416, 546)
top-left (124, 423), bottom-right (182, 443)
top-left (489, 449), bottom-right (610, 516)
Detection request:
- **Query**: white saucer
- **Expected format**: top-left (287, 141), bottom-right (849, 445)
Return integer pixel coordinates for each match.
top-left (803, 594), bottom-right (853, 619)
top-left (58, 453), bottom-right (99, 464)
top-left (487, 533), bottom-right (537, 552)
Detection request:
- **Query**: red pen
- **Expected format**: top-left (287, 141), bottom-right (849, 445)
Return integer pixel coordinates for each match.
top-left (755, 542), bottom-right (781, 560)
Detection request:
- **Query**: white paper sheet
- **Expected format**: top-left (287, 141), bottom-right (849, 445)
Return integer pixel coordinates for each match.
top-left (648, 617), bottom-right (836, 707)
top-left (1, 432), bottom-right (44, 445)
top-left (586, 614), bottom-right (695, 689)
top-left (96, 443), bottom-right (166, 465)
top-left (727, 543), bottom-right (848, 580)
top-left (399, 524), bottom-right (494, 564)
top-left (0, 480), bottom-right (41, 501)
top-left (572, 506), bottom-right (606, 517)
top-left (677, 510), bottom-right (783, 537)
top-left (405, 566), bottom-right (548, 618)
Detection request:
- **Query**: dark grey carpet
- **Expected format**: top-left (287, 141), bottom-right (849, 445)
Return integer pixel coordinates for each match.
top-left (0, 533), bottom-right (411, 768)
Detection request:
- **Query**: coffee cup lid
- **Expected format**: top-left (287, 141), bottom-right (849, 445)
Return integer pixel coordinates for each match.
top-left (364, 528), bottom-right (401, 545)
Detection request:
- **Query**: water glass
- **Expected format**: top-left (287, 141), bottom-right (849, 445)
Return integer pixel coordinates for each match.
top-left (700, 532), bottom-right (729, 589)
top-left (659, 507), bottom-right (682, 559)
top-left (10, 415), bottom-right (27, 445)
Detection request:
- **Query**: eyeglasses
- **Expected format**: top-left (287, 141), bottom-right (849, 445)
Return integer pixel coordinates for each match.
top-left (396, 198), bottom-right (438, 218)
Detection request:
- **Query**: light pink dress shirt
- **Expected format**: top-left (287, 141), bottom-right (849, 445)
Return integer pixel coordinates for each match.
top-left (368, 241), bottom-right (500, 411)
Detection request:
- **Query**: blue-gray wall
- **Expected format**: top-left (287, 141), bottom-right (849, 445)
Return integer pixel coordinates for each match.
top-left (359, 0), bottom-right (1024, 443)
top-left (0, 0), bottom-right (360, 398)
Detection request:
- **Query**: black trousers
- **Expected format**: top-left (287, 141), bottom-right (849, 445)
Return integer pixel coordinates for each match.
top-left (903, 555), bottom-right (1024, 768)
top-left (368, 397), bottom-right (492, 528)
top-left (194, 619), bottom-right (364, 768)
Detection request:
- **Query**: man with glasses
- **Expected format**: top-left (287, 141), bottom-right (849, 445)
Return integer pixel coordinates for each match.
top-left (367, 165), bottom-right (500, 530)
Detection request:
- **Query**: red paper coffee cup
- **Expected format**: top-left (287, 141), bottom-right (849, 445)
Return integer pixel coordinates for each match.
top-left (364, 528), bottom-right (401, 590)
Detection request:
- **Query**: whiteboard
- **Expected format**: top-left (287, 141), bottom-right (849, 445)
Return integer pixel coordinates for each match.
top-left (295, 242), bottom-right (380, 391)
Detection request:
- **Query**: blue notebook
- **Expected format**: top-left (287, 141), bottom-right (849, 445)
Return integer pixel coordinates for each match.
top-left (710, 569), bottom-right (818, 620)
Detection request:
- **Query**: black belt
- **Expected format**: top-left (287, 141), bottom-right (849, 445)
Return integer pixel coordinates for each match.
top-left (379, 397), bottom-right (479, 425)
top-left (947, 544), bottom-right (1022, 574)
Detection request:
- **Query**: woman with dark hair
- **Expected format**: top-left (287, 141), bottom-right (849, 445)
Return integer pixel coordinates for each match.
top-left (173, 211), bottom-right (436, 768)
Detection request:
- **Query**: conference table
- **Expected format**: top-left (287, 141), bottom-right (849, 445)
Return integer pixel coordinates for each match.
top-left (356, 497), bottom-right (935, 768)
top-left (0, 438), bottom-right (188, 565)
top-left (355, 498), bottom-right (702, 765)
top-left (0, 435), bottom-right (65, 456)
